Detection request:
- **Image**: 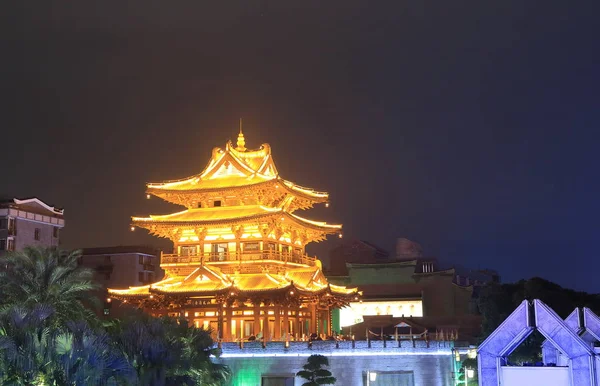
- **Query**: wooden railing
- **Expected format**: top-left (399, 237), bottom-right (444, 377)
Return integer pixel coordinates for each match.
top-left (161, 250), bottom-right (317, 267)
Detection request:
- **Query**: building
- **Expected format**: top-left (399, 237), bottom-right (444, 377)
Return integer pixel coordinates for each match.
top-left (79, 245), bottom-right (163, 318)
top-left (81, 245), bottom-right (163, 289)
top-left (326, 238), bottom-right (484, 340)
top-left (0, 197), bottom-right (64, 253)
top-left (109, 129), bottom-right (359, 341)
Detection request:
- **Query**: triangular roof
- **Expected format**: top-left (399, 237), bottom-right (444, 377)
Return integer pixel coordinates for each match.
top-left (478, 299), bottom-right (595, 386)
top-left (108, 264), bottom-right (358, 297)
top-left (146, 140), bottom-right (327, 200)
top-left (0, 197), bottom-right (64, 215)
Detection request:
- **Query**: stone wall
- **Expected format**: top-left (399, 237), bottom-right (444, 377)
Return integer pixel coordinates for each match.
top-left (218, 340), bottom-right (454, 386)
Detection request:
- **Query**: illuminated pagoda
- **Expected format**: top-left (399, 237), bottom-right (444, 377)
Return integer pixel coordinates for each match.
top-left (109, 125), bottom-right (359, 342)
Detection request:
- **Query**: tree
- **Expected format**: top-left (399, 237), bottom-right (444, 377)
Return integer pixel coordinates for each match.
top-left (0, 247), bottom-right (99, 326)
top-left (107, 312), bottom-right (230, 386)
top-left (296, 354), bottom-right (336, 386)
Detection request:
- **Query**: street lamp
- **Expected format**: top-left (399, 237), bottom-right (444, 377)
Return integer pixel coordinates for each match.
top-left (366, 370), bottom-right (377, 385)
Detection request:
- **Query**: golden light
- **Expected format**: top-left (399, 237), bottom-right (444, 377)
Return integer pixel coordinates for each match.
top-left (289, 290), bottom-right (294, 295)
top-left (338, 233), bottom-right (343, 238)
top-left (230, 291), bottom-right (235, 296)
top-left (146, 194), bottom-right (151, 199)
top-left (149, 295), bottom-right (154, 299)
top-left (130, 226), bottom-right (135, 231)
top-left (123, 300), bottom-right (127, 303)
top-left (106, 298), bottom-right (112, 303)
top-left (325, 202), bottom-right (329, 208)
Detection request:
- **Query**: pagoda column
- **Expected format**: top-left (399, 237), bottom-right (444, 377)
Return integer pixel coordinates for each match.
top-left (282, 305), bottom-right (289, 340)
top-left (223, 306), bottom-right (231, 342)
top-left (274, 305), bottom-right (281, 340)
top-left (253, 302), bottom-right (261, 336)
top-left (263, 311), bottom-right (270, 341)
top-left (217, 303), bottom-right (224, 341)
top-left (310, 303), bottom-right (317, 335)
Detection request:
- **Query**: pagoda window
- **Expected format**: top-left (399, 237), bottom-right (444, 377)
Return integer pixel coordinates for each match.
top-left (281, 245), bottom-right (290, 254)
top-left (213, 200), bottom-right (222, 207)
top-left (210, 243), bottom-right (228, 261)
top-left (180, 246), bottom-right (196, 256)
top-left (243, 242), bottom-right (260, 252)
top-left (266, 242), bottom-right (276, 251)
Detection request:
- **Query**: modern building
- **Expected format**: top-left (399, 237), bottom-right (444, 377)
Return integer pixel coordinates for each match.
top-left (0, 197), bottom-right (64, 253)
top-left (79, 245), bottom-right (163, 318)
top-left (109, 130), bottom-right (359, 341)
top-left (325, 238), bottom-right (486, 341)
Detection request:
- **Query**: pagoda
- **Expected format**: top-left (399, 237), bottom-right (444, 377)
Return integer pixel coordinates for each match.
top-left (109, 127), bottom-right (359, 342)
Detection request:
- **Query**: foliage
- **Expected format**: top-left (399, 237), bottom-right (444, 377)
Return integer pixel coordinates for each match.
top-left (108, 313), bottom-right (229, 386)
top-left (0, 247), bottom-right (230, 386)
top-left (477, 277), bottom-right (600, 364)
top-left (296, 354), bottom-right (336, 386)
top-left (0, 247), bottom-right (99, 326)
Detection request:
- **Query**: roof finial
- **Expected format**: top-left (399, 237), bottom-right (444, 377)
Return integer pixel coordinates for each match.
top-left (236, 118), bottom-right (246, 151)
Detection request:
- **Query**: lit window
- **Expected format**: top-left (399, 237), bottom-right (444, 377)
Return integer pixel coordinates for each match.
top-left (7, 219), bottom-right (16, 236)
top-left (34, 228), bottom-right (40, 241)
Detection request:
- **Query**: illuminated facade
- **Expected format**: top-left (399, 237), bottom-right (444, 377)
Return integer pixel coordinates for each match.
top-left (109, 129), bottom-right (359, 341)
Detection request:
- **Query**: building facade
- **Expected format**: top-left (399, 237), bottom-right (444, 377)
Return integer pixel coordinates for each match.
top-left (326, 239), bottom-right (482, 341)
top-left (0, 197), bottom-right (64, 253)
top-left (79, 245), bottom-right (163, 318)
top-left (109, 130), bottom-right (359, 341)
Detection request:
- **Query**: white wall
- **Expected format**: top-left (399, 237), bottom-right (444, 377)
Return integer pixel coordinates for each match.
top-left (501, 366), bottom-right (570, 386)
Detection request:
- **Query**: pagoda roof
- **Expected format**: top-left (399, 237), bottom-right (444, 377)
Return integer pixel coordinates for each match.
top-left (146, 139), bottom-right (327, 201)
top-left (108, 264), bottom-right (359, 298)
top-left (132, 205), bottom-right (342, 232)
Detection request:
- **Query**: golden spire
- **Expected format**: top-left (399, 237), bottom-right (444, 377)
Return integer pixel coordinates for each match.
top-left (236, 118), bottom-right (246, 151)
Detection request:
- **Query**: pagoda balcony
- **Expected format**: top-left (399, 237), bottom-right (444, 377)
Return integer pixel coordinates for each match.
top-left (160, 250), bottom-right (317, 267)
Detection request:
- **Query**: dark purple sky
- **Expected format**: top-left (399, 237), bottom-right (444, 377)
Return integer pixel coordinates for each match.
top-left (2, 2), bottom-right (599, 291)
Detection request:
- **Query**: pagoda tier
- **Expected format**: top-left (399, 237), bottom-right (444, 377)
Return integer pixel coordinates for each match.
top-left (111, 128), bottom-right (357, 342)
top-left (146, 140), bottom-right (328, 212)
top-left (132, 205), bottom-right (341, 245)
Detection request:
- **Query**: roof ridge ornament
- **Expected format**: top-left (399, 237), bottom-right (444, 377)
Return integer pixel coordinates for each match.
top-left (236, 118), bottom-right (246, 151)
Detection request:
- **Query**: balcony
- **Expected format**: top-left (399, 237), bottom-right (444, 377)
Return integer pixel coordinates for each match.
top-left (161, 250), bottom-right (317, 267)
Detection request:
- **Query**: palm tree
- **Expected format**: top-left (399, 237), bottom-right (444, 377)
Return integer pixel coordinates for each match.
top-left (0, 304), bottom-right (57, 385)
top-left (0, 247), bottom-right (98, 326)
top-left (107, 313), bottom-right (230, 386)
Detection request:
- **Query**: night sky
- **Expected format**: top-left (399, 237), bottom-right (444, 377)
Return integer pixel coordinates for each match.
top-left (2, 2), bottom-right (599, 291)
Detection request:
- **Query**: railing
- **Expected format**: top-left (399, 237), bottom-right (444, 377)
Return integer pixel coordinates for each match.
top-left (161, 250), bottom-right (317, 267)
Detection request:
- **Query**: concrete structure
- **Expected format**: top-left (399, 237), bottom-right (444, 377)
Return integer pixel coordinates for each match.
top-left (478, 299), bottom-right (596, 386)
top-left (326, 239), bottom-right (487, 338)
top-left (217, 340), bottom-right (461, 385)
top-left (0, 197), bottom-right (64, 253)
top-left (80, 246), bottom-right (163, 318)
